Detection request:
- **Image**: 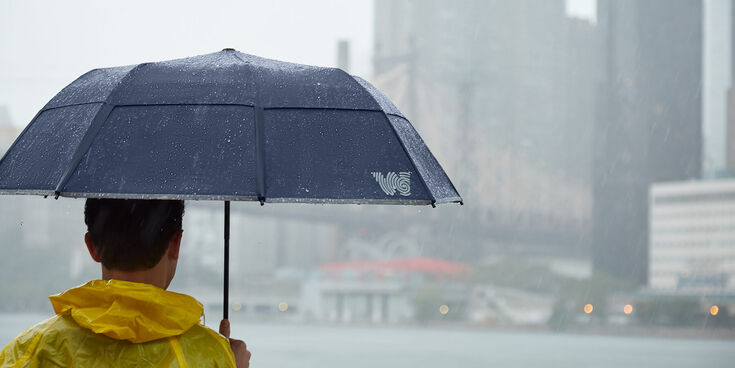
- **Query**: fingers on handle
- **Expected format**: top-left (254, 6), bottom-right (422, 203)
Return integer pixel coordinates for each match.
top-left (219, 319), bottom-right (230, 338)
top-left (229, 339), bottom-right (246, 350)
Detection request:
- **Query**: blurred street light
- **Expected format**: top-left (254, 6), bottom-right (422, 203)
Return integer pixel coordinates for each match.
top-left (584, 304), bottom-right (594, 314)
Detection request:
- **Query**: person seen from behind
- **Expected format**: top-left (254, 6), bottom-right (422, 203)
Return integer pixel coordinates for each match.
top-left (0, 199), bottom-right (251, 367)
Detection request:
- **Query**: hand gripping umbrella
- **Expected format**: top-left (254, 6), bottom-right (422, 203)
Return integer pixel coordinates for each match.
top-left (0, 49), bottom-right (462, 319)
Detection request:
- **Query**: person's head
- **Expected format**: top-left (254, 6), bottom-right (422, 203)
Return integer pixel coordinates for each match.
top-left (83, 199), bottom-right (185, 287)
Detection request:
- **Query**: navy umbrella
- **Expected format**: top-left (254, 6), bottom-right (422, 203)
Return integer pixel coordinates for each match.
top-left (0, 49), bottom-right (462, 318)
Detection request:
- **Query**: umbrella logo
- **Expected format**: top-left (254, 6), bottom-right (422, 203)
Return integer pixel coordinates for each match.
top-left (371, 171), bottom-right (411, 196)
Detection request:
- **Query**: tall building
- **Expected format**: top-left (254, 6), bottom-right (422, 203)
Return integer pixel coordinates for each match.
top-left (729, 89), bottom-right (735, 171)
top-left (703, 0), bottom-right (733, 176)
top-left (726, 2), bottom-right (735, 174)
top-left (594, 0), bottom-right (702, 285)
top-left (373, 0), bottom-right (596, 256)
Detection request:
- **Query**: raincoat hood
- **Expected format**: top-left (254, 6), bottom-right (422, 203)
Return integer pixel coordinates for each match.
top-left (49, 279), bottom-right (204, 343)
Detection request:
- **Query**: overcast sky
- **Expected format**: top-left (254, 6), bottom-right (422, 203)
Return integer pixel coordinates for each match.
top-left (0, 0), bottom-right (595, 128)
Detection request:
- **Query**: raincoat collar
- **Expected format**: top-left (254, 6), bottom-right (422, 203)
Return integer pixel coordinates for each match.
top-left (49, 279), bottom-right (204, 343)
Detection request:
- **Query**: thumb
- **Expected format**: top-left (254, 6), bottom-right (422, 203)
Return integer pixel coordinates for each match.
top-left (219, 319), bottom-right (230, 338)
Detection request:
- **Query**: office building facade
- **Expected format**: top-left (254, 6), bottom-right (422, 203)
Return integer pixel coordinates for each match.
top-left (649, 180), bottom-right (735, 294)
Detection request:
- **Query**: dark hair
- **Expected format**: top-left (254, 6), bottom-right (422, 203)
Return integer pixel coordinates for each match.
top-left (84, 199), bottom-right (185, 271)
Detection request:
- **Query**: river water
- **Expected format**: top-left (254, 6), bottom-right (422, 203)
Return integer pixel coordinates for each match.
top-left (1, 314), bottom-right (733, 367)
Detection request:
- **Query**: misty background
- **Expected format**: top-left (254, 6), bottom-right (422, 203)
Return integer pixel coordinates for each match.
top-left (1, 0), bottom-right (734, 366)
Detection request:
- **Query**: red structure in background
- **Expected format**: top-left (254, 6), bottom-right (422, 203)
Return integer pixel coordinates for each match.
top-left (321, 257), bottom-right (471, 280)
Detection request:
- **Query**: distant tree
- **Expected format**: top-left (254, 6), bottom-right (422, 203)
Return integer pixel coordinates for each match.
top-left (473, 258), bottom-right (572, 294)
top-left (547, 272), bottom-right (633, 329)
top-left (412, 285), bottom-right (443, 324)
top-left (548, 299), bottom-right (572, 332)
top-left (636, 298), bottom-right (706, 327)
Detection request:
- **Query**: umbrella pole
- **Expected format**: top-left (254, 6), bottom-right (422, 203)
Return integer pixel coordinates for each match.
top-left (223, 201), bottom-right (230, 320)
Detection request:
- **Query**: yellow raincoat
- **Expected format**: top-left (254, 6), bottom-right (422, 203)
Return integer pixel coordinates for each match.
top-left (0, 280), bottom-right (236, 367)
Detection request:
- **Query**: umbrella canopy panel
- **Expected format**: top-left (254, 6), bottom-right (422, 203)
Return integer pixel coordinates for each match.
top-left (0, 104), bottom-right (101, 191)
top-left (63, 105), bottom-right (258, 199)
top-left (0, 50), bottom-right (461, 205)
top-left (263, 108), bottom-right (429, 202)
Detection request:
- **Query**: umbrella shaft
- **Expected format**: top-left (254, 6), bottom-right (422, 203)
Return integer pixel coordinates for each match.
top-left (224, 201), bottom-right (230, 320)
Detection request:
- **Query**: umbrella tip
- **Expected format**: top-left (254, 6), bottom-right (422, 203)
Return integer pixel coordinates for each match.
top-left (222, 48), bottom-right (236, 52)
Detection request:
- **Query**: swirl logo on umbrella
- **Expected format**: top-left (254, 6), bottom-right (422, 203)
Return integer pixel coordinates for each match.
top-left (371, 172), bottom-right (411, 196)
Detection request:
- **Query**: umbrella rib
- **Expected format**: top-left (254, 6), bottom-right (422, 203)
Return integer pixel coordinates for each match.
top-left (334, 69), bottom-right (437, 206)
top-left (230, 51), bottom-right (267, 204)
top-left (380, 113), bottom-right (437, 206)
top-left (53, 103), bottom-right (115, 197)
top-left (53, 63), bottom-right (150, 197)
top-left (254, 106), bottom-right (267, 204)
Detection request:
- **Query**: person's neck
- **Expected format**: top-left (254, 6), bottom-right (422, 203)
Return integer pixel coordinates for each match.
top-left (101, 260), bottom-right (170, 290)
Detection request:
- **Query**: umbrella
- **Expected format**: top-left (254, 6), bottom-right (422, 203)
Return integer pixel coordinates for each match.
top-left (0, 49), bottom-right (462, 319)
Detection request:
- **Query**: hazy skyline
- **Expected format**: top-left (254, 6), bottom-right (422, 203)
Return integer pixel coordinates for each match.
top-left (0, 0), bottom-right (374, 127)
top-left (1, 0), bottom-right (596, 129)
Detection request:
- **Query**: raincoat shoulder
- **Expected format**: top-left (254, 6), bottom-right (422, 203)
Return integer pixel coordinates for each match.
top-left (0, 280), bottom-right (236, 367)
top-left (0, 315), bottom-right (234, 367)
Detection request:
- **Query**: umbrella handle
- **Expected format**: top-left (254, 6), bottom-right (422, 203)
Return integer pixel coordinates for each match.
top-left (223, 201), bottom-right (230, 320)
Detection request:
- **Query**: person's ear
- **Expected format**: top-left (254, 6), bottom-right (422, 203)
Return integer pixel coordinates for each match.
top-left (168, 229), bottom-right (183, 260)
top-left (84, 232), bottom-right (101, 263)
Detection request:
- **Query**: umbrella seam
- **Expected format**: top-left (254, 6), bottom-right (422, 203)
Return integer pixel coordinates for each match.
top-left (43, 63), bottom-right (149, 112)
top-left (40, 101), bottom-right (106, 113)
top-left (0, 108), bottom-right (402, 171)
top-left (41, 103), bottom-right (402, 113)
top-left (41, 68), bottom-right (99, 110)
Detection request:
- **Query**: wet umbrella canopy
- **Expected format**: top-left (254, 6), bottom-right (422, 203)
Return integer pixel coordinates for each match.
top-left (0, 49), bottom-right (462, 318)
